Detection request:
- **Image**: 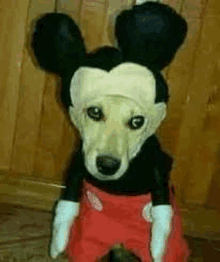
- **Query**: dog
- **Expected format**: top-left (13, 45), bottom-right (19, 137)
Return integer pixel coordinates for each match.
top-left (31, 1), bottom-right (189, 261)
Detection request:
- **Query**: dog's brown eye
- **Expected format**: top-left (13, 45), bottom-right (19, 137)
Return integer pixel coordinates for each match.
top-left (127, 116), bottom-right (145, 130)
top-left (87, 107), bottom-right (104, 121)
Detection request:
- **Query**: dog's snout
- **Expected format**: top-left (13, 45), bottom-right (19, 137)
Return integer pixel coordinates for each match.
top-left (96, 155), bottom-right (121, 176)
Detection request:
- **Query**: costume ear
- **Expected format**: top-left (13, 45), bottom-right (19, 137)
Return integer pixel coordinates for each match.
top-left (115, 2), bottom-right (187, 71)
top-left (32, 13), bottom-right (86, 74)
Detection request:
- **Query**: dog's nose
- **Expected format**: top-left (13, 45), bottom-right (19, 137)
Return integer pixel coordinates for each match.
top-left (96, 155), bottom-right (121, 176)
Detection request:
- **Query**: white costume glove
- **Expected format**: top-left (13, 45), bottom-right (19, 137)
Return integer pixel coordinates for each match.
top-left (50, 200), bottom-right (80, 259)
top-left (150, 205), bottom-right (173, 262)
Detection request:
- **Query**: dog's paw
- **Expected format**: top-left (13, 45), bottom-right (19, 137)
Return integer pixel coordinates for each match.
top-left (150, 205), bottom-right (173, 260)
top-left (50, 222), bottom-right (70, 258)
top-left (50, 200), bottom-right (80, 258)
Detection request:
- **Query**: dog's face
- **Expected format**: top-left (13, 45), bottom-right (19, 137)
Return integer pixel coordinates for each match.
top-left (69, 95), bottom-right (166, 181)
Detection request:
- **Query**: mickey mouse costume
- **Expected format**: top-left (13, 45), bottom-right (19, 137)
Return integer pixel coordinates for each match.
top-left (32, 1), bottom-right (190, 261)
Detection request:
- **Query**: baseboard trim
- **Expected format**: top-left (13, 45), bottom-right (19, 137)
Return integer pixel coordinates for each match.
top-left (0, 170), bottom-right (64, 211)
top-left (180, 204), bottom-right (220, 240)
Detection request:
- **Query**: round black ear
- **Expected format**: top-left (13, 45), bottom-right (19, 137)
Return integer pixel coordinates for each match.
top-left (32, 13), bottom-right (86, 74)
top-left (115, 2), bottom-right (187, 71)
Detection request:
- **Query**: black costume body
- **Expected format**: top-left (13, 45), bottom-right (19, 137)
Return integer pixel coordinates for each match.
top-left (62, 135), bottom-right (173, 207)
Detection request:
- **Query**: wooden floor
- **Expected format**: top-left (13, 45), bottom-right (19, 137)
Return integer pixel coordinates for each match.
top-left (0, 202), bottom-right (220, 262)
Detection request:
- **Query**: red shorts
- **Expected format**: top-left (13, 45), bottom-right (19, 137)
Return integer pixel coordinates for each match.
top-left (67, 181), bottom-right (190, 261)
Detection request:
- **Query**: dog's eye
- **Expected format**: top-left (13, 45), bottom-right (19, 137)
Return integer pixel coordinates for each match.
top-left (127, 116), bottom-right (145, 130)
top-left (87, 107), bottom-right (104, 121)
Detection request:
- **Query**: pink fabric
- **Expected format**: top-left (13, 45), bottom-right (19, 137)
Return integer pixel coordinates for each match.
top-left (67, 181), bottom-right (190, 261)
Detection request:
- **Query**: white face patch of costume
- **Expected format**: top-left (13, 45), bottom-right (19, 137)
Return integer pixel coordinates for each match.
top-left (69, 62), bottom-right (167, 165)
top-left (70, 62), bottom-right (156, 113)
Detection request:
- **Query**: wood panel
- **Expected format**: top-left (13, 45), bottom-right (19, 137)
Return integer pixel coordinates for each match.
top-left (0, 0), bottom-right (30, 170)
top-left (32, 74), bottom-right (66, 180)
top-left (159, 0), bottom-right (220, 206)
top-left (10, 0), bottom-right (56, 176)
top-left (163, 0), bottom-right (184, 11)
top-left (79, 0), bottom-right (109, 51)
top-left (79, 0), bottom-right (135, 51)
top-left (157, 17), bottom-right (202, 155)
top-left (183, 0), bottom-right (220, 204)
top-left (206, 150), bottom-right (220, 208)
top-left (30, 0), bottom-right (83, 182)
top-left (57, 0), bottom-right (82, 23)
top-left (157, 0), bottom-right (206, 203)
top-left (197, 1), bottom-right (220, 209)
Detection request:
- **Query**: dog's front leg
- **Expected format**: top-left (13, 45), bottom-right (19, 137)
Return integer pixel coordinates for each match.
top-left (50, 200), bottom-right (80, 259)
top-left (150, 205), bottom-right (173, 262)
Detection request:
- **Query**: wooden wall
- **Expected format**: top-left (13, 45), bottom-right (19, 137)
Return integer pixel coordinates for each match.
top-left (0, 0), bottom-right (220, 236)
top-left (159, 0), bottom-right (220, 209)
